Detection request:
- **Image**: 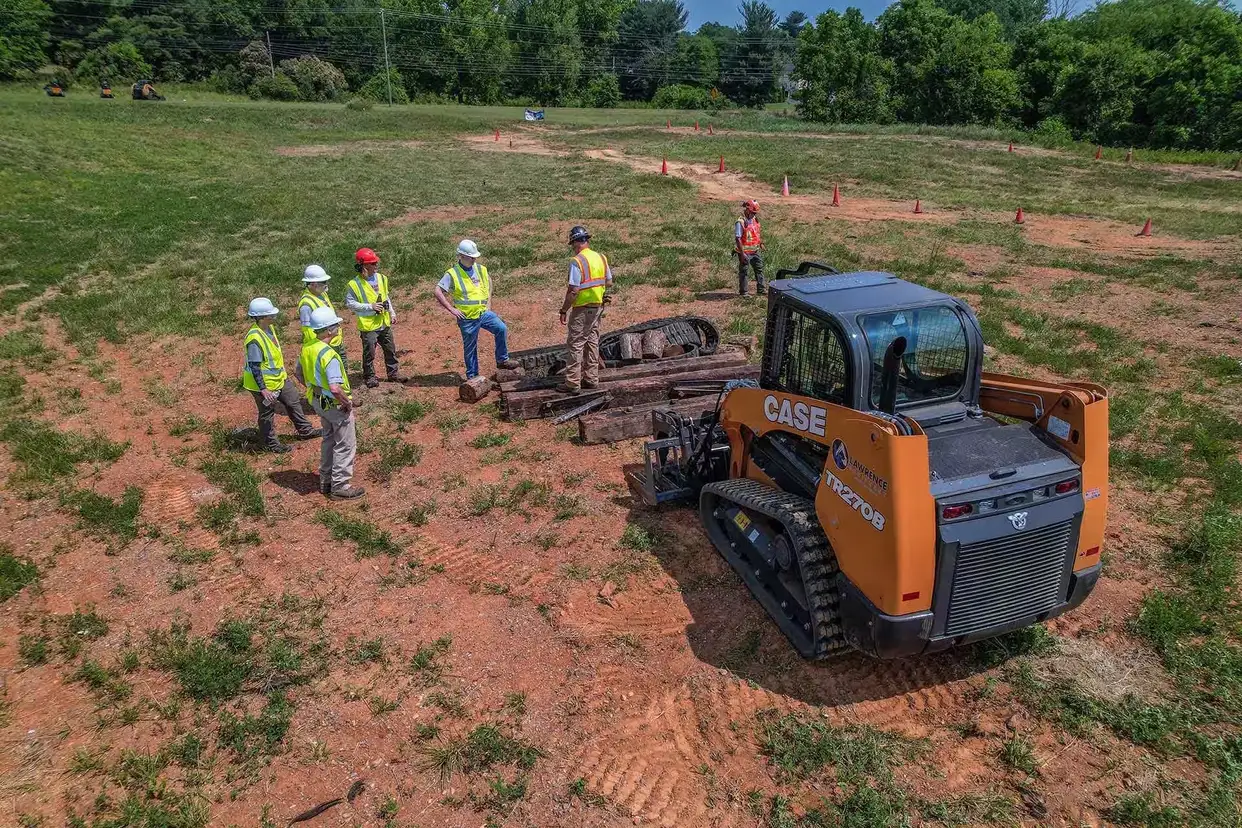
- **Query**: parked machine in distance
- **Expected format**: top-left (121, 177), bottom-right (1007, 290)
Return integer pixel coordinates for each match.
top-left (638, 262), bottom-right (1108, 659)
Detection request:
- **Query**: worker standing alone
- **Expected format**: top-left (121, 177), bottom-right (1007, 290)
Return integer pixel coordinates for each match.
top-left (735, 199), bottom-right (765, 297)
top-left (298, 265), bottom-right (345, 359)
top-left (557, 225), bottom-right (612, 395)
top-left (433, 239), bottom-right (521, 380)
top-left (242, 298), bottom-right (318, 453)
top-left (298, 307), bottom-right (364, 500)
top-left (345, 247), bottom-right (403, 388)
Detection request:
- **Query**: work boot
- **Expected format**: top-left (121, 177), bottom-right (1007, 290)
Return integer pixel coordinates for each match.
top-left (330, 485), bottom-right (366, 500)
top-left (497, 359), bottom-right (521, 370)
top-left (319, 477), bottom-right (331, 496)
top-left (264, 442), bottom-right (291, 454)
top-left (365, 376), bottom-right (380, 389)
top-left (554, 383), bottom-right (582, 396)
top-left (295, 428), bottom-right (322, 440)
top-left (582, 381), bottom-right (600, 390)
top-left (386, 372), bottom-right (405, 383)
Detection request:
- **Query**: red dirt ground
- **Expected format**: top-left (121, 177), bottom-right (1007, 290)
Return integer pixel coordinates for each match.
top-left (0, 260), bottom-right (1217, 826)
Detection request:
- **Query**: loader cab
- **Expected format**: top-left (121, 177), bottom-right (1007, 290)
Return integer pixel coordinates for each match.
top-left (760, 269), bottom-right (985, 425)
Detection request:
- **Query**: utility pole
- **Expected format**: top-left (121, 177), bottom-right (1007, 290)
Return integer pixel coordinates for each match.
top-left (379, 8), bottom-right (393, 106)
top-left (265, 31), bottom-right (275, 78)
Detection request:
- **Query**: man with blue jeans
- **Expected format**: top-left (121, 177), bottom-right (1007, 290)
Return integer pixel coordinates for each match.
top-left (434, 239), bottom-right (521, 380)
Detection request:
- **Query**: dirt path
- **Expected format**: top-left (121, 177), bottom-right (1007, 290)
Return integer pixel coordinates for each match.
top-left (466, 134), bottom-right (1239, 259)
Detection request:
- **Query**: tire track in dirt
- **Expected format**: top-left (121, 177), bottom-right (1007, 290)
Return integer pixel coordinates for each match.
top-left (143, 478), bottom-right (218, 552)
top-left (415, 539), bottom-right (557, 597)
top-left (559, 591), bottom-right (694, 641)
top-left (566, 672), bottom-right (797, 827)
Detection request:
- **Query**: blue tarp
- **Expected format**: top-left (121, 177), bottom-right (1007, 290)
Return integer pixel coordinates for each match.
top-left (524, 109), bottom-right (545, 121)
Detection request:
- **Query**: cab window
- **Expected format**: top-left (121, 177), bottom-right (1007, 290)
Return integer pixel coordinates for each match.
top-left (771, 308), bottom-right (848, 404)
top-left (861, 304), bottom-right (968, 408)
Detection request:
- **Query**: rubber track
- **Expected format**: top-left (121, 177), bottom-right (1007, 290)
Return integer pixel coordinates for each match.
top-left (511, 316), bottom-right (720, 377)
top-left (700, 478), bottom-right (848, 659)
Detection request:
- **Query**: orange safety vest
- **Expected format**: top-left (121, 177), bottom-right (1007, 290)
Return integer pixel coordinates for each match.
top-left (739, 217), bottom-right (762, 254)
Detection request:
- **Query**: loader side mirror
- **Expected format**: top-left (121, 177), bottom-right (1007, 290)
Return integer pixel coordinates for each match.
top-left (878, 336), bottom-right (908, 414)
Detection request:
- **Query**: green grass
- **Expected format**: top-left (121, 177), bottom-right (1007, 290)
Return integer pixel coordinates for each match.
top-left (201, 457), bottom-right (265, 517)
top-left (418, 723), bottom-right (542, 780)
top-left (18, 633), bottom-right (50, 665)
top-left (317, 510), bottom-right (402, 558)
top-left (410, 636), bottom-right (452, 686)
top-left (392, 398), bottom-right (435, 428)
top-left (62, 486), bottom-right (144, 545)
top-left (469, 431), bottom-right (511, 449)
top-left (755, 710), bottom-right (926, 788)
top-left (0, 419), bottom-right (127, 487)
top-left (0, 546), bottom-right (39, 602)
top-left (998, 735), bottom-right (1039, 776)
top-left (369, 437), bottom-right (423, 483)
top-left (406, 499), bottom-right (437, 526)
top-left (346, 636), bottom-right (386, 664)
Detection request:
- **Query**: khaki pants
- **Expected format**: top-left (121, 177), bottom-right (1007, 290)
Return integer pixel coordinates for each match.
top-left (314, 404), bottom-right (356, 492)
top-left (565, 304), bottom-right (603, 390)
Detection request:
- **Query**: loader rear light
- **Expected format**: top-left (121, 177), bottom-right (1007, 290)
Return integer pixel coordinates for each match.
top-left (901, 591), bottom-right (921, 601)
top-left (941, 503), bottom-right (972, 520)
top-left (1082, 546), bottom-right (1100, 558)
top-left (1055, 479), bottom-right (1080, 495)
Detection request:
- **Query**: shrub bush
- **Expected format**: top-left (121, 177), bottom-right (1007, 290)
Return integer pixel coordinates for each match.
top-left (74, 41), bottom-right (151, 84)
top-left (249, 72), bottom-right (301, 102)
top-left (345, 96), bottom-right (374, 111)
top-left (1033, 116), bottom-right (1074, 146)
top-left (652, 84), bottom-right (715, 110)
top-left (583, 74), bottom-right (621, 108)
top-left (208, 65), bottom-right (246, 95)
top-left (238, 40), bottom-right (272, 87)
top-left (356, 68), bottom-right (409, 104)
top-left (279, 55), bottom-right (347, 101)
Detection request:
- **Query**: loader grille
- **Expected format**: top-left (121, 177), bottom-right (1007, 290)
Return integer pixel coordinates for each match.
top-left (943, 520), bottom-right (1075, 637)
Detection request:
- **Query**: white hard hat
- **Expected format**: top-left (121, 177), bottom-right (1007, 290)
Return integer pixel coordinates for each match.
top-left (309, 306), bottom-right (343, 330)
top-left (247, 297), bottom-right (278, 317)
top-left (303, 264), bottom-right (330, 283)
top-left (457, 239), bottom-right (481, 258)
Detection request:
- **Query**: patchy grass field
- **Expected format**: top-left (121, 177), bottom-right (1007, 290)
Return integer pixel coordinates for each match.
top-left (0, 88), bottom-right (1240, 827)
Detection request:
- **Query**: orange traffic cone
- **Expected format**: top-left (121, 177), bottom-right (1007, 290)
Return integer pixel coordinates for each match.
top-left (708, 124), bottom-right (714, 135)
top-left (718, 156), bottom-right (725, 173)
top-left (1094, 145), bottom-right (1102, 160)
top-left (494, 128), bottom-right (500, 141)
top-left (1125, 148), bottom-right (1133, 163)
top-left (913, 199), bottom-right (923, 214)
top-left (782, 176), bottom-right (790, 197)
top-left (1008, 141), bottom-right (1014, 153)
top-left (831, 183), bottom-right (840, 207)
top-left (1137, 218), bottom-right (1152, 237)
top-left (661, 157), bottom-right (668, 175)
top-left (694, 121), bottom-right (699, 132)
top-left (1015, 206), bottom-right (1025, 224)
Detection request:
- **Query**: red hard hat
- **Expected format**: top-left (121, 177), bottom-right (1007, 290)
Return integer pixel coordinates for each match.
top-left (355, 247), bottom-right (380, 265)
top-left (743, 199), bottom-right (760, 213)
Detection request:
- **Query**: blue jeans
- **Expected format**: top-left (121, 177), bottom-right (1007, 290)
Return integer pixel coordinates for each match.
top-left (458, 311), bottom-right (509, 379)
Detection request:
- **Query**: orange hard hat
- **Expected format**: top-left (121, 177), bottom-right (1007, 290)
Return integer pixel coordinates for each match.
top-left (355, 247), bottom-right (380, 265)
top-left (743, 199), bottom-right (760, 213)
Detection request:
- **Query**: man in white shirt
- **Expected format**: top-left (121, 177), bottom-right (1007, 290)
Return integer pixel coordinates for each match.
top-left (433, 239), bottom-right (521, 380)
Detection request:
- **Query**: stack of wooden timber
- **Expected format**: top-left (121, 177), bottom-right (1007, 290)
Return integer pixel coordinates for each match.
top-left (497, 346), bottom-right (758, 443)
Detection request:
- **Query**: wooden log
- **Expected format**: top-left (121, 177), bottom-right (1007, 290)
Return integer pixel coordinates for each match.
top-left (494, 366), bottom-right (525, 383)
top-left (578, 396), bottom-right (718, 444)
top-left (618, 333), bottom-right (644, 362)
top-left (459, 376), bottom-right (493, 403)
top-left (501, 364), bottom-right (759, 420)
top-left (641, 329), bottom-right (668, 359)
top-left (498, 348), bottom-right (746, 393)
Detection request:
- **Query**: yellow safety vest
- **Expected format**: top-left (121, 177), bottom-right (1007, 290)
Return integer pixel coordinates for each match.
top-left (446, 263), bottom-right (490, 321)
top-left (298, 290), bottom-right (343, 348)
top-left (571, 248), bottom-right (608, 308)
top-left (241, 324), bottom-right (286, 392)
top-left (301, 339), bottom-right (351, 408)
top-left (348, 273), bottom-right (392, 332)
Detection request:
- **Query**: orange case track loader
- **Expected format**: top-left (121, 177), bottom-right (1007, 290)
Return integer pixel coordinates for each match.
top-left (638, 263), bottom-right (1107, 658)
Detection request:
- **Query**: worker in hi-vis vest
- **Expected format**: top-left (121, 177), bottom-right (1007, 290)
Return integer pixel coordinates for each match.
top-left (345, 247), bottom-right (403, 388)
top-left (298, 265), bottom-right (345, 359)
top-left (556, 225), bottom-right (613, 395)
top-left (241, 298), bottom-right (319, 453)
top-left (735, 199), bottom-right (765, 297)
top-left (296, 306), bottom-right (364, 500)
top-left (433, 239), bottom-right (521, 381)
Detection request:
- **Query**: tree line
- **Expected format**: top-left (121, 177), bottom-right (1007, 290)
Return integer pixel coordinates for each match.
top-left (1, 0), bottom-right (1239, 150)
